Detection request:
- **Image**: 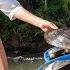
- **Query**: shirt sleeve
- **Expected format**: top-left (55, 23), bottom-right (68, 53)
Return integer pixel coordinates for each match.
top-left (0, 0), bottom-right (23, 20)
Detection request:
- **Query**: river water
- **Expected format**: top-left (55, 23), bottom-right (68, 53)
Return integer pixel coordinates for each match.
top-left (8, 56), bottom-right (44, 70)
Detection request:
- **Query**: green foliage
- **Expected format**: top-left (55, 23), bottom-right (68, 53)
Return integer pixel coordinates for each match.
top-left (46, 0), bottom-right (70, 27)
top-left (0, 11), bottom-right (43, 49)
top-left (32, 0), bottom-right (70, 27)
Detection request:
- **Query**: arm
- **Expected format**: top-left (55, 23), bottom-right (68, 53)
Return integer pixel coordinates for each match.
top-left (14, 8), bottom-right (58, 32)
top-left (0, 39), bottom-right (8, 70)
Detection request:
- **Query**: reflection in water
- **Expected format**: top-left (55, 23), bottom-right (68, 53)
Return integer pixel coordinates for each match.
top-left (8, 56), bottom-right (44, 70)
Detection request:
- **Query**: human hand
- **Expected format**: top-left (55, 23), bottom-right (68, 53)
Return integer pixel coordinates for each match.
top-left (39, 20), bottom-right (58, 32)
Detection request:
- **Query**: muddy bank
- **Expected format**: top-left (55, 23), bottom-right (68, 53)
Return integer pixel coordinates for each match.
top-left (1, 29), bottom-right (50, 57)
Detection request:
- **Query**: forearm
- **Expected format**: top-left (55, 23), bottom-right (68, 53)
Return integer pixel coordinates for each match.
top-left (14, 8), bottom-right (48, 28)
top-left (0, 39), bottom-right (8, 70)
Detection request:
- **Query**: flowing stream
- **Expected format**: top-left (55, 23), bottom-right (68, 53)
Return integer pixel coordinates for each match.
top-left (8, 56), bottom-right (44, 70)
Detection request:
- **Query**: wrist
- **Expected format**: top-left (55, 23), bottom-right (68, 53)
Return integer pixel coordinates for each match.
top-left (29, 15), bottom-right (44, 27)
top-left (37, 20), bottom-right (49, 28)
top-left (32, 17), bottom-right (47, 28)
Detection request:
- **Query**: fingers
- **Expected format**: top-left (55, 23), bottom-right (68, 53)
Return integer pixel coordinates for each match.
top-left (48, 22), bottom-right (58, 29)
top-left (40, 21), bottom-right (58, 32)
